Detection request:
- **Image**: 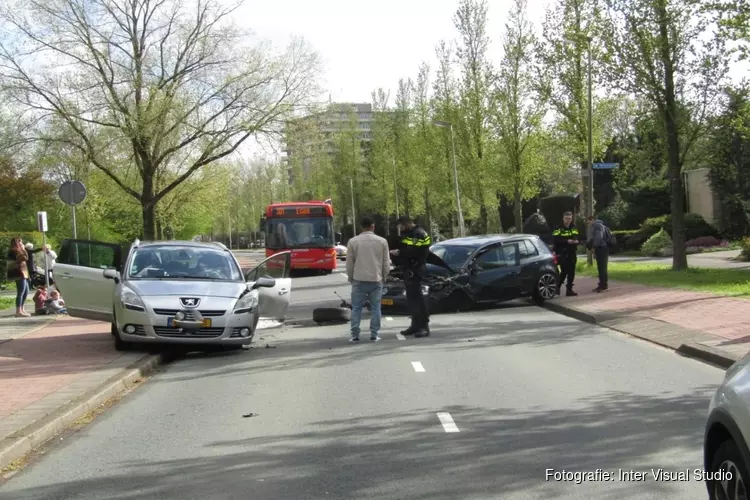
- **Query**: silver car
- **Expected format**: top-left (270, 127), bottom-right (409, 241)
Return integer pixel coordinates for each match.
top-left (704, 354), bottom-right (750, 499)
top-left (53, 239), bottom-right (292, 351)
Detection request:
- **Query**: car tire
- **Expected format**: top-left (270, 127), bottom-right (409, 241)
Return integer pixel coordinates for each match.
top-left (313, 307), bottom-right (351, 324)
top-left (111, 311), bottom-right (131, 351)
top-left (532, 271), bottom-right (558, 305)
top-left (708, 439), bottom-right (750, 500)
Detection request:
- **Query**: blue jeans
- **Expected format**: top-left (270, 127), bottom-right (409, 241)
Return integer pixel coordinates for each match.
top-left (15, 279), bottom-right (29, 309)
top-left (350, 280), bottom-right (383, 338)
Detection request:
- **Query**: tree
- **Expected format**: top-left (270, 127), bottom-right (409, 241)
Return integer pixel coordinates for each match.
top-left (493, 0), bottom-right (548, 230)
top-left (453, 0), bottom-right (497, 232)
top-left (0, 0), bottom-right (321, 239)
top-left (601, 0), bottom-right (728, 269)
top-left (538, 0), bottom-right (611, 219)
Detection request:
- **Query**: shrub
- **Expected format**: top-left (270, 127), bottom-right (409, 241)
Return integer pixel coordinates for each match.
top-left (685, 236), bottom-right (721, 248)
top-left (631, 213), bottom-right (719, 251)
top-left (741, 237), bottom-right (750, 261)
top-left (611, 229), bottom-right (640, 252)
top-left (641, 228), bottom-right (673, 256)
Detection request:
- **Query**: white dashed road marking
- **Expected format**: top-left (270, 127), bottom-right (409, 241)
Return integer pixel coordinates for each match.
top-left (411, 362), bottom-right (425, 372)
top-left (437, 412), bottom-right (459, 433)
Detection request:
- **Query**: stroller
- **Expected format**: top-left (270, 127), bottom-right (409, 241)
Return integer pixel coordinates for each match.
top-left (30, 268), bottom-right (53, 288)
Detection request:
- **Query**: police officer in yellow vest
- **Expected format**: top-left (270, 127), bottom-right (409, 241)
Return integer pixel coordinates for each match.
top-left (552, 211), bottom-right (581, 296)
top-left (390, 215), bottom-right (432, 337)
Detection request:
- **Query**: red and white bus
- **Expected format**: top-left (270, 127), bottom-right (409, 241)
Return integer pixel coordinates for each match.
top-left (261, 201), bottom-right (337, 273)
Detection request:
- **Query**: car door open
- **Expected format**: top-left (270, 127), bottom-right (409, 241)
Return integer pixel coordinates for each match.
top-left (53, 239), bottom-right (122, 323)
top-left (245, 251), bottom-right (291, 321)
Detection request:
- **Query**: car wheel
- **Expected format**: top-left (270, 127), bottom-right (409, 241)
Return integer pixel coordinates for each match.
top-left (111, 310), bottom-right (131, 351)
top-left (709, 439), bottom-right (749, 500)
top-left (533, 272), bottom-right (557, 304)
top-left (312, 307), bottom-right (351, 324)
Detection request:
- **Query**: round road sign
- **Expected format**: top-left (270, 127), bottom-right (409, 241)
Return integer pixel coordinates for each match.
top-left (58, 180), bottom-right (87, 206)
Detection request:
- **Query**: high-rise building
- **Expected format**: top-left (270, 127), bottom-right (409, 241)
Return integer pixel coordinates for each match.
top-left (282, 102), bottom-right (375, 185)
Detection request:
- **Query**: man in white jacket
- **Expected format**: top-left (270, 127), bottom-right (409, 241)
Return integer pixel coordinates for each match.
top-left (346, 215), bottom-right (390, 343)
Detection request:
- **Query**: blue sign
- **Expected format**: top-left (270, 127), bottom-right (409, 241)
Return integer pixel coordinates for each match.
top-left (593, 162), bottom-right (619, 169)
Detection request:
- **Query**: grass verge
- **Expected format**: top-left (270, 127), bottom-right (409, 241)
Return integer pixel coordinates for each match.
top-left (0, 296), bottom-right (14, 310)
top-left (576, 262), bottom-right (750, 297)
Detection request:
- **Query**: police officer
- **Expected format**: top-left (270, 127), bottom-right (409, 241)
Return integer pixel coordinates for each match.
top-left (390, 215), bottom-right (432, 338)
top-left (552, 211), bottom-right (581, 296)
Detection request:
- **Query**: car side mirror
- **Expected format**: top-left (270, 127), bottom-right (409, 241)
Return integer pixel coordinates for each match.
top-left (252, 276), bottom-right (276, 289)
top-left (103, 268), bottom-right (120, 283)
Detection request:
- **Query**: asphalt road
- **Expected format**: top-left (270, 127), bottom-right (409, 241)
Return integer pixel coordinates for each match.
top-left (0, 264), bottom-right (725, 500)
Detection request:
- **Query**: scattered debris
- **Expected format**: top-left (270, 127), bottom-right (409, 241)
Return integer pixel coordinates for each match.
top-left (243, 412), bottom-right (258, 418)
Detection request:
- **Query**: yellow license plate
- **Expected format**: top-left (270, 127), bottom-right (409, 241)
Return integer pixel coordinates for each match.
top-left (381, 299), bottom-right (394, 305)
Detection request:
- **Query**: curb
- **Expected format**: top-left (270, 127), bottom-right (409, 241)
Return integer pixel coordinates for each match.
top-left (0, 316), bottom-right (59, 346)
top-left (0, 353), bottom-right (164, 471)
top-left (539, 300), bottom-right (738, 370)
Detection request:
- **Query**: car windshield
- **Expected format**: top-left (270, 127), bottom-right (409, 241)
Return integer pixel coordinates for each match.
top-left (126, 246), bottom-right (242, 281)
top-left (265, 217), bottom-right (334, 249)
top-left (430, 244), bottom-right (476, 269)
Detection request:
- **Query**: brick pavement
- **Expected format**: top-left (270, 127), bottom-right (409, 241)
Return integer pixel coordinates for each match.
top-left (544, 276), bottom-right (750, 367)
top-left (0, 317), bottom-right (152, 467)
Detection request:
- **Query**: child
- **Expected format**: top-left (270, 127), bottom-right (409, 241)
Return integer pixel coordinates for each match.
top-left (45, 289), bottom-right (67, 315)
top-left (32, 286), bottom-right (48, 315)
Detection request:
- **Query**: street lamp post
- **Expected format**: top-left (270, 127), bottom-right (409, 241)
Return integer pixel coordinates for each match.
top-left (432, 119), bottom-right (466, 237)
top-left (586, 35), bottom-right (594, 266)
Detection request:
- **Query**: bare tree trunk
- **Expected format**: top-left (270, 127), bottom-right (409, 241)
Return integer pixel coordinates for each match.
top-left (513, 183), bottom-right (523, 231)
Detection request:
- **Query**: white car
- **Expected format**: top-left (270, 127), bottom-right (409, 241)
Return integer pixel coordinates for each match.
top-left (335, 244), bottom-right (347, 260)
top-left (704, 354), bottom-right (750, 498)
top-left (53, 239), bottom-right (292, 351)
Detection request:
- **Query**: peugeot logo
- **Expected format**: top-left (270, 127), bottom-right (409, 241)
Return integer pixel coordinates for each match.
top-left (180, 298), bottom-right (200, 308)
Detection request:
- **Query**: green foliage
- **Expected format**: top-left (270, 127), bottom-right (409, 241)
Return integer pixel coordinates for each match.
top-left (740, 237), bottom-right (750, 261)
top-left (707, 86), bottom-right (750, 238)
top-left (617, 178), bottom-right (671, 229)
top-left (641, 228), bottom-right (672, 256)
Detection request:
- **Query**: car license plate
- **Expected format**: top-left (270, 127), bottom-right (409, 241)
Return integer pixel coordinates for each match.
top-left (167, 317), bottom-right (211, 328)
top-left (381, 299), bottom-right (394, 305)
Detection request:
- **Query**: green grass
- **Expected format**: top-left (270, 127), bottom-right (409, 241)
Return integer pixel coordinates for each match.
top-left (0, 296), bottom-right (15, 310)
top-left (576, 261), bottom-right (750, 297)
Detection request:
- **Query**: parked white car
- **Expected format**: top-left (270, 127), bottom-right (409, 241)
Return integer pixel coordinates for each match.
top-left (704, 354), bottom-right (750, 498)
top-left (53, 239), bottom-right (292, 351)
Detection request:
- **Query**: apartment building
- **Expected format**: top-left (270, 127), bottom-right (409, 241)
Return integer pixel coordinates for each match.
top-left (282, 102), bottom-right (375, 185)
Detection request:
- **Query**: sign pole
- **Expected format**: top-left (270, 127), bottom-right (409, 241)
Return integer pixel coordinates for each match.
top-left (37, 212), bottom-right (49, 288)
top-left (72, 205), bottom-right (77, 239)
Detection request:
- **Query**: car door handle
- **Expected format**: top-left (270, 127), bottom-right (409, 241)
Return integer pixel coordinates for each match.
top-left (278, 288), bottom-right (289, 295)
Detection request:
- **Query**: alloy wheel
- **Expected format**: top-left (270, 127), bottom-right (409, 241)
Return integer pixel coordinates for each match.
top-left (715, 460), bottom-right (747, 500)
top-left (537, 273), bottom-right (557, 300)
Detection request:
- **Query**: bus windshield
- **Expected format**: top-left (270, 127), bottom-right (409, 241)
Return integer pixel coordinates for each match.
top-left (266, 217), bottom-right (334, 249)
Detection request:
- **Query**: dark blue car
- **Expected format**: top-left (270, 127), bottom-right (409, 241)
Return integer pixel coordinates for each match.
top-left (382, 234), bottom-right (560, 314)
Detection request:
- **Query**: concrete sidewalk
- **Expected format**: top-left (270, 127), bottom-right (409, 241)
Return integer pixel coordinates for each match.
top-left (542, 276), bottom-right (750, 368)
top-left (0, 317), bottom-right (161, 470)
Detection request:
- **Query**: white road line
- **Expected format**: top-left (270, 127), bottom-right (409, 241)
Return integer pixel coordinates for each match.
top-left (396, 333), bottom-right (405, 340)
top-left (411, 361), bottom-right (425, 372)
top-left (437, 412), bottom-right (460, 433)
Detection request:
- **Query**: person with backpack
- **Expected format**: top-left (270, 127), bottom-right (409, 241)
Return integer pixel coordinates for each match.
top-left (586, 215), bottom-right (616, 293)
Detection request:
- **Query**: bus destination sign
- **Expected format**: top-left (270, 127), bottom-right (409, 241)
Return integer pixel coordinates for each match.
top-left (270, 205), bottom-right (330, 218)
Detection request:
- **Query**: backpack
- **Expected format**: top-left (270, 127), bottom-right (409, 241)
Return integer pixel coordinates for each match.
top-left (604, 226), bottom-right (616, 249)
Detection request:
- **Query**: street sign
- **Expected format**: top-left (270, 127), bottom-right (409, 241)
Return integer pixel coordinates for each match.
top-left (36, 211), bottom-right (48, 232)
top-left (58, 180), bottom-right (87, 206)
top-left (593, 162), bottom-right (619, 169)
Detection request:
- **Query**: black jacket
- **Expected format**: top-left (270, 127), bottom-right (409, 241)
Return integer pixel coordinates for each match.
top-left (552, 223), bottom-right (581, 258)
top-left (396, 226), bottom-right (432, 278)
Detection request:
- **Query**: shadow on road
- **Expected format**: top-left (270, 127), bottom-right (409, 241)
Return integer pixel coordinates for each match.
top-left (0, 388), bottom-right (715, 499)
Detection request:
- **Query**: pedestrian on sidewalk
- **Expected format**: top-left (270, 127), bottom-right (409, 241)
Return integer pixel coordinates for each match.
top-left (552, 211), bottom-right (581, 296)
top-left (346, 215), bottom-right (390, 343)
top-left (6, 237), bottom-right (31, 317)
top-left (586, 216), bottom-right (615, 293)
